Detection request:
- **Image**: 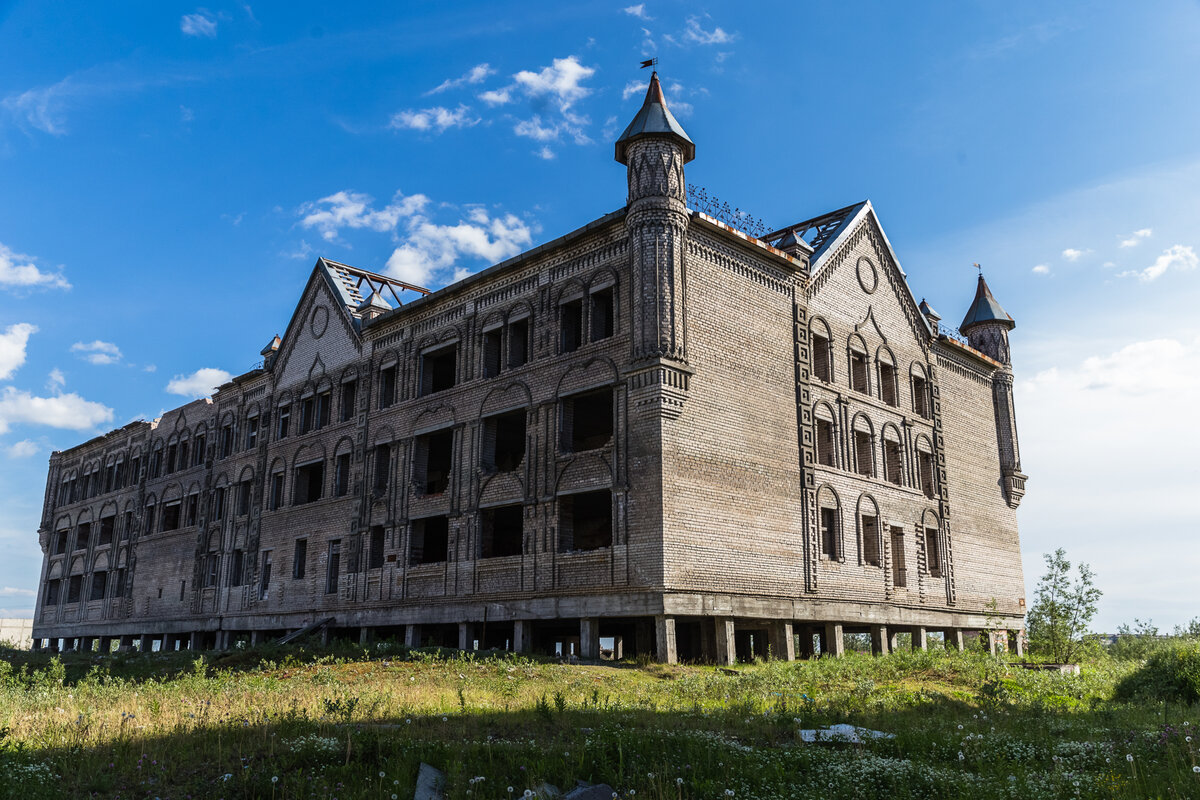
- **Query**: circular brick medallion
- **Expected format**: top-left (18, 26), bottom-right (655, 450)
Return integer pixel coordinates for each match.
top-left (311, 305), bottom-right (329, 338)
top-left (857, 257), bottom-right (878, 294)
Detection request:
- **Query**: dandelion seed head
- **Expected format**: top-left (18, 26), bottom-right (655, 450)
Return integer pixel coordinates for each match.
top-left (1126, 754), bottom-right (1134, 762)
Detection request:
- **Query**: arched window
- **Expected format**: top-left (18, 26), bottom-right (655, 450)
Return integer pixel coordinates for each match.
top-left (810, 318), bottom-right (833, 383)
top-left (921, 510), bottom-right (943, 578)
top-left (817, 485), bottom-right (842, 561)
top-left (852, 414), bottom-right (874, 478)
top-left (876, 347), bottom-right (898, 407)
top-left (857, 494), bottom-right (881, 567)
top-left (915, 435), bottom-right (936, 500)
top-left (814, 403), bottom-right (838, 468)
top-left (881, 423), bottom-right (904, 486)
top-left (847, 334), bottom-right (869, 394)
top-left (911, 363), bottom-right (931, 419)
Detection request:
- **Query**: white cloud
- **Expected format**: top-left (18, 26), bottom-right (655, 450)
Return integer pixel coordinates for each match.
top-left (180, 11), bottom-right (218, 38)
top-left (298, 190), bottom-right (429, 242)
top-left (388, 104), bottom-right (480, 133)
top-left (425, 64), bottom-right (495, 95)
top-left (0, 242), bottom-right (70, 290)
top-left (0, 387), bottom-right (113, 434)
top-left (683, 16), bottom-right (735, 45)
top-left (0, 323), bottom-right (36, 381)
top-left (70, 340), bottom-right (122, 365)
top-left (180, 105), bottom-right (195, 123)
top-left (166, 368), bottom-right (232, 398)
top-left (1061, 248), bottom-right (1084, 261)
top-left (385, 211), bottom-right (535, 287)
top-left (1118, 228), bottom-right (1153, 248)
top-left (512, 56), bottom-right (596, 111)
top-left (46, 368), bottom-right (65, 392)
top-left (4, 440), bottom-right (38, 458)
top-left (478, 88), bottom-right (512, 106)
top-left (622, 80), bottom-right (645, 101)
top-left (1118, 244), bottom-right (1198, 282)
top-left (0, 586), bottom-right (35, 597)
top-left (512, 112), bottom-right (591, 145)
top-left (1031, 264), bottom-right (1050, 275)
top-left (0, 76), bottom-right (74, 135)
top-left (536, 146), bottom-right (556, 160)
top-left (623, 4), bottom-right (653, 20)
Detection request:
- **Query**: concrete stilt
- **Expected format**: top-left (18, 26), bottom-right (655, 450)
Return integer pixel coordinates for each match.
top-left (405, 624), bottom-right (421, 648)
top-left (871, 625), bottom-right (890, 656)
top-left (912, 626), bottom-right (928, 651)
top-left (887, 629), bottom-right (901, 654)
top-left (457, 622), bottom-right (473, 651)
top-left (513, 620), bottom-right (530, 653)
top-left (359, 626), bottom-right (373, 647)
top-left (654, 615), bottom-right (677, 664)
top-left (1012, 629), bottom-right (1025, 657)
top-left (250, 630), bottom-right (262, 647)
top-left (714, 617), bottom-right (736, 666)
top-left (947, 629), bottom-right (965, 651)
top-left (98, 636), bottom-right (113, 654)
top-left (579, 618), bottom-right (600, 660)
top-left (769, 621), bottom-right (795, 661)
top-left (823, 622), bottom-right (844, 657)
top-left (188, 631), bottom-right (201, 651)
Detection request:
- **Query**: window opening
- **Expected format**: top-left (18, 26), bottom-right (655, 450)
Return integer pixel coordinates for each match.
top-left (918, 451), bottom-right (936, 499)
top-left (368, 525), bottom-right (386, 569)
top-left (410, 516), bottom-right (449, 565)
top-left (277, 405), bottom-right (291, 439)
top-left (269, 472), bottom-right (284, 511)
top-left (379, 365), bottom-right (397, 409)
top-left (260, 550), bottom-right (273, 600)
top-left (561, 388), bottom-right (613, 452)
top-left (292, 538), bottom-right (307, 579)
top-left (855, 430), bottom-right (874, 478)
top-left (483, 327), bottom-right (503, 378)
top-left (420, 345), bottom-right (457, 396)
top-left (372, 444), bottom-right (390, 495)
top-left (483, 410), bottom-right (526, 472)
top-left (820, 506), bottom-right (839, 560)
top-left (162, 502), bottom-right (181, 531)
top-left (590, 287), bottom-right (614, 341)
top-left (340, 380), bottom-right (357, 422)
top-left (891, 527), bottom-right (907, 588)
top-left (862, 513), bottom-right (880, 566)
top-left (884, 438), bottom-right (903, 485)
top-left (325, 540), bottom-right (341, 594)
top-left (508, 318), bottom-right (529, 368)
top-left (812, 332), bottom-right (832, 382)
top-left (293, 461), bottom-right (325, 505)
top-left (335, 452), bottom-right (351, 497)
top-left (816, 418), bottom-right (835, 467)
top-left (481, 504), bottom-right (523, 558)
top-left (850, 350), bottom-right (869, 393)
top-left (90, 571), bottom-right (108, 601)
top-left (415, 429), bottom-right (453, 495)
top-left (558, 490), bottom-right (612, 552)
top-left (879, 361), bottom-right (897, 406)
top-left (913, 374), bottom-right (929, 418)
top-left (99, 516), bottom-right (115, 546)
top-left (925, 528), bottom-right (942, 577)
top-left (560, 298), bottom-right (583, 352)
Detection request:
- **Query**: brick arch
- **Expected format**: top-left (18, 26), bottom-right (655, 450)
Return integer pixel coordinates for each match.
top-left (411, 403), bottom-right (457, 434)
top-left (478, 470), bottom-right (526, 507)
top-left (554, 453), bottom-right (613, 495)
top-left (551, 277), bottom-right (587, 306)
top-left (554, 356), bottom-right (619, 398)
top-left (479, 380), bottom-right (533, 418)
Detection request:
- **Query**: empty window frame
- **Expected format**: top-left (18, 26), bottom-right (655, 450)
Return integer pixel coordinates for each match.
top-left (367, 525), bottom-right (386, 569)
top-left (185, 494), bottom-right (199, 527)
top-left (483, 326), bottom-right (503, 378)
top-left (560, 388), bottom-right (613, 452)
top-left (292, 538), bottom-right (307, 579)
top-left (854, 427), bottom-right (874, 478)
top-left (878, 356), bottom-right (898, 406)
top-left (299, 395), bottom-right (315, 434)
top-left (230, 549), bottom-right (245, 587)
top-left (244, 416), bottom-right (259, 450)
top-left (144, 503), bottom-right (156, 533)
top-left (54, 529), bottom-right (68, 555)
top-left (193, 435), bottom-right (206, 466)
top-left (325, 540), bottom-right (341, 594)
top-left (883, 435), bottom-right (903, 485)
top-left (203, 550), bottom-right (220, 588)
top-left (165, 444), bottom-right (178, 474)
top-left (113, 568), bottom-right (126, 597)
top-left (480, 504), bottom-right (523, 558)
top-left (269, 472), bottom-right (285, 511)
top-left (162, 502), bottom-right (182, 531)
top-left (482, 409), bottom-right (526, 472)
top-left (260, 550), bottom-right (273, 600)
top-left (236, 480), bottom-right (253, 516)
top-left (560, 297), bottom-right (584, 353)
top-left (379, 365), bottom-right (397, 409)
top-left (420, 344), bottom-right (457, 396)
top-left (293, 460), bottom-right (325, 505)
top-left (67, 575), bottom-right (82, 604)
top-left (335, 452), bottom-right (351, 497)
top-left (44, 579), bottom-right (60, 605)
top-left (917, 449), bottom-right (936, 500)
top-left (372, 444), bottom-right (391, 495)
top-left (912, 371), bottom-right (930, 418)
top-left (558, 490), bottom-right (612, 552)
top-left (414, 428), bottom-right (454, 495)
top-left (815, 413), bottom-right (836, 467)
top-left (212, 487), bottom-right (226, 521)
top-left (508, 317), bottom-right (529, 368)
top-left (849, 347), bottom-right (870, 394)
top-left (277, 404), bottom-right (291, 440)
top-left (811, 326), bottom-right (833, 382)
top-left (590, 286), bottom-right (614, 341)
top-left (316, 390), bottom-right (332, 429)
top-left (99, 516), bottom-right (115, 546)
top-left (410, 516), bottom-right (449, 566)
top-left (890, 527), bottom-right (907, 588)
top-left (340, 379), bottom-right (357, 423)
top-left (861, 510), bottom-right (881, 566)
top-left (819, 505), bottom-right (840, 560)
top-left (89, 571), bottom-right (108, 602)
top-left (925, 527), bottom-right (942, 577)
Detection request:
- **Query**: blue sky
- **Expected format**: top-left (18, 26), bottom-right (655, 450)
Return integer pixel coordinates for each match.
top-left (1, 1), bottom-right (1197, 631)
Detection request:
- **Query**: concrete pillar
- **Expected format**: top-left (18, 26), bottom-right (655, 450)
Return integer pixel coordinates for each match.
top-left (250, 630), bottom-right (262, 647)
top-left (654, 615), bottom-right (677, 664)
top-left (138, 634), bottom-right (151, 652)
top-left (579, 618), bottom-right (600, 660)
top-left (405, 624), bottom-right (421, 648)
top-left (823, 622), bottom-right (844, 657)
top-left (912, 626), bottom-right (928, 651)
top-left (611, 635), bottom-right (624, 660)
top-left (986, 630), bottom-right (999, 657)
top-left (160, 633), bottom-right (171, 652)
top-left (117, 635), bottom-right (133, 652)
top-left (80, 636), bottom-right (94, 652)
top-left (1012, 629), bottom-right (1025, 657)
top-left (458, 622), bottom-right (474, 651)
top-left (513, 620), bottom-right (530, 653)
top-left (769, 621), bottom-right (795, 661)
top-left (98, 636), bottom-right (113, 654)
top-left (47, 639), bottom-right (59, 653)
top-left (188, 631), bottom-right (201, 651)
top-left (947, 629), bottom-right (965, 651)
top-left (714, 617), bottom-right (736, 666)
top-left (359, 627), bottom-right (373, 646)
top-left (888, 629), bottom-right (901, 654)
top-left (871, 625), bottom-right (890, 656)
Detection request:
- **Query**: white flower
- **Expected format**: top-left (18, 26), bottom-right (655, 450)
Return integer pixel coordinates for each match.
top-left (380, 771), bottom-right (386, 778)
top-left (1126, 754), bottom-right (1134, 762)
top-left (957, 724), bottom-right (964, 730)
top-left (1193, 766), bottom-right (1200, 774)
top-left (525, 791), bottom-right (533, 798)
top-left (676, 778), bottom-right (684, 785)
top-left (958, 751), bottom-right (964, 761)
top-left (508, 787), bottom-right (514, 793)
top-left (442, 716), bottom-right (448, 722)
top-left (271, 776), bottom-right (279, 783)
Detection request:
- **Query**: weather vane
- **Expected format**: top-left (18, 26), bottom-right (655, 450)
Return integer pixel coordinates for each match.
top-left (973, 262), bottom-right (982, 276)
top-left (640, 58), bottom-right (658, 69)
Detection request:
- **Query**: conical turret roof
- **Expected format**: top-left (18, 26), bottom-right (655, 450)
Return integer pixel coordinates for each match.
top-left (614, 72), bottom-right (695, 165)
top-left (959, 275), bottom-right (1015, 332)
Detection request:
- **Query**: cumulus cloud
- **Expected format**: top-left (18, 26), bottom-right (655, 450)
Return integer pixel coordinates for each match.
top-left (0, 323), bottom-right (36, 381)
top-left (180, 11), bottom-right (218, 38)
top-left (512, 56), bottom-right (596, 111)
top-left (478, 88), bottom-right (512, 106)
top-left (425, 63), bottom-right (495, 95)
top-left (623, 4), bottom-right (653, 20)
top-left (388, 104), bottom-right (480, 133)
top-left (4, 440), bottom-right (39, 458)
top-left (1118, 244), bottom-right (1198, 282)
top-left (0, 387), bottom-right (113, 434)
top-left (299, 190), bottom-right (429, 242)
top-left (70, 340), bottom-right (122, 365)
top-left (1061, 248), bottom-right (1084, 261)
top-left (166, 368), bottom-right (232, 398)
top-left (385, 210), bottom-right (534, 287)
top-left (0, 243), bottom-right (71, 290)
top-left (512, 112), bottom-right (590, 145)
top-left (46, 368), bottom-right (65, 392)
top-left (683, 16), bottom-right (735, 45)
top-left (1031, 264), bottom-right (1050, 275)
top-left (1119, 228), bottom-right (1153, 248)
top-left (536, 146), bottom-right (555, 160)
top-left (622, 80), bottom-right (645, 101)
top-left (0, 587), bottom-right (35, 597)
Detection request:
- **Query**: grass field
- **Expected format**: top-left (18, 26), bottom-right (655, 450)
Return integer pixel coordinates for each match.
top-left (1, 642), bottom-right (1197, 799)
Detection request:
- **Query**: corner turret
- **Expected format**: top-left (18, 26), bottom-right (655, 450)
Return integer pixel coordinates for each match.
top-left (959, 275), bottom-right (1015, 364)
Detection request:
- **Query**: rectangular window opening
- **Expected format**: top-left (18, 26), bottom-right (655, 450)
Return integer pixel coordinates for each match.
top-left (421, 345), bottom-right (457, 396)
top-left (561, 388), bottom-right (613, 452)
top-left (589, 287), bottom-right (614, 341)
top-left (812, 335), bottom-right (831, 382)
top-left (854, 431), bottom-right (874, 478)
top-left (880, 362), bottom-right (897, 406)
top-left (340, 380), bottom-right (357, 423)
top-left (483, 409), bottom-right (526, 472)
top-left (325, 540), bottom-right (341, 594)
top-left (925, 528), bottom-right (942, 577)
top-left (54, 530), bottom-right (68, 555)
top-left (219, 425), bottom-right (233, 459)
top-left (245, 417), bottom-right (259, 450)
top-left (508, 318), bottom-right (529, 368)
top-left (415, 429), bottom-right (454, 495)
top-left (862, 514), bottom-right (880, 566)
top-left (918, 451), bottom-right (936, 500)
top-left (483, 327), bottom-right (503, 378)
top-left (335, 452), bottom-right (351, 497)
top-left (260, 550), bottom-right (273, 600)
top-left (372, 444), bottom-right (390, 495)
top-left (884, 439), bottom-right (903, 486)
top-left (379, 365), bottom-right (397, 409)
top-left (891, 527), bottom-right (907, 588)
top-left (99, 516), bottom-right (115, 546)
top-left (293, 460), bottom-right (325, 505)
top-left (316, 390), bottom-right (331, 429)
top-left (237, 480), bottom-right (252, 516)
top-left (292, 538), bottom-right (307, 579)
top-left (368, 525), bottom-right (386, 569)
top-left (230, 550), bottom-right (245, 587)
top-left (558, 490), bottom-right (612, 552)
top-left (67, 575), bottom-right (82, 604)
top-left (560, 298), bottom-right (583, 353)
top-left (481, 504), bottom-right (523, 558)
top-left (185, 494), bottom-right (199, 527)
top-left (850, 351), bottom-right (869, 393)
top-left (162, 503), bottom-right (181, 532)
top-left (816, 418), bottom-right (835, 467)
top-left (89, 571), bottom-right (108, 602)
top-left (820, 507), bottom-right (839, 560)
top-left (269, 472), bottom-right (284, 511)
top-left (913, 375), bottom-right (929, 418)
top-left (277, 405), bottom-right (291, 440)
top-left (410, 516), bottom-right (449, 566)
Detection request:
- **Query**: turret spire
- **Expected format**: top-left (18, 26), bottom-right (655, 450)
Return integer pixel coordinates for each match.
top-left (614, 72), bottom-right (695, 165)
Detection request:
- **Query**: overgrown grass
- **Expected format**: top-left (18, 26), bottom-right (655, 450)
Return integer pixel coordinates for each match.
top-left (1, 643), bottom-right (1197, 799)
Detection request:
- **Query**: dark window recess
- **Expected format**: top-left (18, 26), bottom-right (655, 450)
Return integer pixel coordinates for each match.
top-left (816, 418), bottom-right (836, 467)
top-left (299, 397), bottom-right (315, 433)
top-left (67, 575), bottom-right (82, 604)
top-left (237, 481), bottom-right (252, 516)
top-left (913, 375), bottom-right (930, 418)
top-left (918, 451), bottom-right (936, 499)
top-left (560, 298), bottom-right (584, 353)
top-left (820, 507), bottom-right (839, 559)
top-left (269, 473), bottom-right (284, 510)
top-left (114, 568), bottom-right (126, 597)
top-left (891, 527), bottom-right (907, 588)
top-left (193, 435), bottom-right (206, 465)
top-left (854, 430), bottom-right (874, 478)
top-left (219, 425), bottom-right (233, 458)
top-left (260, 551), bottom-right (272, 600)
top-left (591, 287), bottom-right (615, 341)
top-left (203, 553), bottom-right (219, 588)
top-left (179, 442), bottom-right (189, 470)
top-left (185, 494), bottom-right (199, 526)
top-left (335, 452), bottom-right (352, 497)
top-left (150, 450), bottom-right (163, 478)
top-left (245, 417), bottom-right (259, 450)
top-left (277, 405), bottom-right (291, 439)
top-left (76, 522), bottom-right (91, 550)
top-left (212, 488), bottom-right (226, 521)
top-left (879, 362), bottom-right (898, 406)
top-left (293, 461), bottom-right (325, 505)
top-left (379, 366), bottom-right (397, 409)
top-left (558, 490), bottom-right (612, 552)
top-left (415, 429), bottom-right (454, 495)
top-left (862, 514), bottom-right (880, 566)
top-left (122, 511), bottom-right (133, 540)
top-left (368, 525), bottom-right (386, 569)
top-left (481, 505), bottom-right (524, 558)
top-left (561, 388), bottom-right (613, 452)
top-left (165, 444), bottom-right (178, 474)
top-left (410, 516), bottom-right (449, 566)
top-left (162, 502), bottom-right (181, 531)
top-left (508, 318), bottom-right (529, 368)
top-left (316, 391), bottom-right (331, 429)
top-left (180, 581), bottom-right (187, 601)
top-left (54, 530), bottom-right (68, 555)
top-left (483, 410), bottom-right (526, 472)
top-left (340, 380), bottom-right (357, 422)
top-left (326, 540), bottom-right (341, 594)
top-left (483, 328), bottom-right (503, 378)
top-left (144, 505), bottom-right (156, 533)
top-left (884, 439), bottom-right (903, 485)
top-left (372, 444), bottom-right (391, 495)
top-left (421, 345), bottom-right (457, 396)
top-left (90, 571), bottom-right (108, 601)
top-left (230, 550), bottom-right (245, 587)
top-left (812, 333), bottom-right (832, 382)
top-left (129, 456), bottom-right (140, 482)
top-left (99, 516), bottom-right (115, 546)
top-left (292, 538), bottom-right (307, 579)
top-left (45, 579), bottom-right (60, 605)
top-left (925, 528), bottom-right (942, 577)
top-left (850, 351), bottom-right (869, 393)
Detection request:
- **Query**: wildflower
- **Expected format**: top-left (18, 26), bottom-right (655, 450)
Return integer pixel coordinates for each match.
top-left (957, 724), bottom-right (964, 730)
top-left (525, 792), bottom-right (534, 798)
top-left (1193, 766), bottom-right (1200, 774)
top-left (442, 716), bottom-right (448, 722)
top-left (272, 776), bottom-right (279, 783)
top-left (1188, 736), bottom-right (1193, 742)
top-left (221, 774), bottom-right (232, 782)
top-left (406, 719), bottom-right (412, 724)
top-left (676, 778), bottom-right (684, 785)
top-left (508, 787), bottom-right (514, 793)
top-left (724, 792), bottom-right (734, 797)
top-left (379, 771), bottom-right (386, 778)
top-left (958, 752), bottom-right (964, 761)
top-left (647, 773), bottom-right (655, 779)
top-left (1126, 754), bottom-right (1134, 762)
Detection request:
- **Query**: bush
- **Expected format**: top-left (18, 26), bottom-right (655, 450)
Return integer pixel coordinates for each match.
top-left (1113, 641), bottom-right (1200, 703)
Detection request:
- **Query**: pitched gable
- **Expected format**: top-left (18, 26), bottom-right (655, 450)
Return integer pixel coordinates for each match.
top-left (271, 265), bottom-right (363, 390)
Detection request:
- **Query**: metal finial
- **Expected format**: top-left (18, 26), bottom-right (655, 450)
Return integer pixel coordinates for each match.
top-left (640, 58), bottom-right (658, 69)
top-left (973, 262), bottom-right (982, 276)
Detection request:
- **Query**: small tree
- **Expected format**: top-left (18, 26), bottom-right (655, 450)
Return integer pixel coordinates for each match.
top-left (1025, 548), bottom-right (1102, 663)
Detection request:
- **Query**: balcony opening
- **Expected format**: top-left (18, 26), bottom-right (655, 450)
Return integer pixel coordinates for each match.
top-left (560, 298), bottom-right (583, 353)
top-left (558, 490), bottom-right (612, 552)
top-left (483, 410), bottom-right (526, 472)
top-left (481, 504), bottom-right (524, 558)
top-left (293, 460), bottom-right (325, 505)
top-left (421, 344), bottom-right (457, 396)
top-left (410, 516), bottom-right (449, 566)
top-left (561, 388), bottom-right (613, 452)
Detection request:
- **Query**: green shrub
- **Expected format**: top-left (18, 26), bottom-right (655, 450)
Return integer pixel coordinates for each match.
top-left (1113, 641), bottom-right (1200, 703)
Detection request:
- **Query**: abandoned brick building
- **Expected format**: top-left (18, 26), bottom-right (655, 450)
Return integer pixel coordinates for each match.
top-left (31, 74), bottom-right (1028, 663)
